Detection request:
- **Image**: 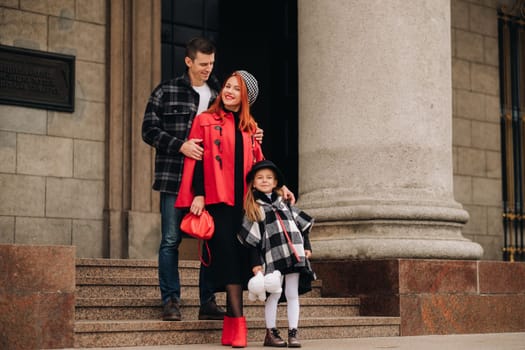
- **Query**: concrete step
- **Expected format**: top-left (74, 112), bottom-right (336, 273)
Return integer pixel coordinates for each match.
top-left (74, 317), bottom-right (401, 348)
top-left (76, 258), bottom-right (196, 279)
top-left (75, 296), bottom-right (360, 321)
top-left (74, 258), bottom-right (401, 348)
top-left (75, 277), bottom-right (322, 299)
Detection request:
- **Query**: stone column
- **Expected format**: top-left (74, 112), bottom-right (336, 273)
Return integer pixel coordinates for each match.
top-left (297, 0), bottom-right (483, 259)
top-left (106, 0), bottom-right (130, 259)
top-left (107, 0), bottom-right (161, 258)
top-left (127, 0), bottom-right (163, 259)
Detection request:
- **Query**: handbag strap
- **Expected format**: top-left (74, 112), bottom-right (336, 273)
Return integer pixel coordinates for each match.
top-left (198, 240), bottom-right (211, 267)
top-left (275, 211), bottom-right (301, 263)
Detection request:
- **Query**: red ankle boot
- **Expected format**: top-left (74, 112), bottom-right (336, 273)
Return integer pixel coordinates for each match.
top-left (231, 316), bottom-right (247, 348)
top-left (221, 316), bottom-right (233, 346)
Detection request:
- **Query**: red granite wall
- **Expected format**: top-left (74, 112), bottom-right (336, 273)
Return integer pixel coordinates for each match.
top-left (0, 244), bottom-right (75, 349)
top-left (312, 259), bottom-right (525, 336)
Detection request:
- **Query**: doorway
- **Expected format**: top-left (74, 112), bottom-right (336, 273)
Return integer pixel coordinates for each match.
top-left (161, 0), bottom-right (299, 194)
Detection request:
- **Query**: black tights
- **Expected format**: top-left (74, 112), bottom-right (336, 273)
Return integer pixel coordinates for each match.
top-left (225, 284), bottom-right (243, 317)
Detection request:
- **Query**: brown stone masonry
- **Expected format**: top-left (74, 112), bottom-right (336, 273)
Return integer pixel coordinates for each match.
top-left (0, 244), bottom-right (75, 349)
top-left (312, 259), bottom-right (525, 335)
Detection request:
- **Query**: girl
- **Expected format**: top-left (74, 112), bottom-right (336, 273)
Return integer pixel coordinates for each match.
top-left (239, 160), bottom-right (314, 348)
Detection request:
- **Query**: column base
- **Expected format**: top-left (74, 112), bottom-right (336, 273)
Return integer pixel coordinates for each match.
top-left (302, 199), bottom-right (483, 260)
top-left (127, 211), bottom-right (160, 259)
top-left (313, 232), bottom-right (483, 261)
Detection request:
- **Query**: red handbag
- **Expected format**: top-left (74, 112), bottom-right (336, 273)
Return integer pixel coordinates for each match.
top-left (180, 210), bottom-right (215, 266)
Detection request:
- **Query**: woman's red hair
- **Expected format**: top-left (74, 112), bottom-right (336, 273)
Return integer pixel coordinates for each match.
top-left (207, 72), bottom-right (258, 132)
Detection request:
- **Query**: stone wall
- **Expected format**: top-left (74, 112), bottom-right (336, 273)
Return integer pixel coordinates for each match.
top-left (451, 0), bottom-right (507, 260)
top-left (0, 1), bottom-right (107, 257)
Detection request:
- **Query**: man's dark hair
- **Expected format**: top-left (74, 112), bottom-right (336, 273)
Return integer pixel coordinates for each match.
top-left (186, 37), bottom-right (216, 60)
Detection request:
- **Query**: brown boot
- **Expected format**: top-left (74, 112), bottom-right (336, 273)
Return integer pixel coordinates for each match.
top-left (288, 328), bottom-right (301, 348)
top-left (199, 299), bottom-right (226, 320)
top-left (263, 328), bottom-right (287, 347)
top-left (162, 297), bottom-right (181, 321)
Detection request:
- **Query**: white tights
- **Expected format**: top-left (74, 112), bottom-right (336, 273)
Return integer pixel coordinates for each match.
top-left (264, 272), bottom-right (300, 329)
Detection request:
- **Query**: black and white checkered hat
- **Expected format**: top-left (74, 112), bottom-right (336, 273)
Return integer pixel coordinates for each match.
top-left (236, 70), bottom-right (259, 105)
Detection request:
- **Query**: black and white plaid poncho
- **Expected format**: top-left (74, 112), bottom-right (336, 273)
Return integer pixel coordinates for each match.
top-left (238, 192), bottom-right (314, 274)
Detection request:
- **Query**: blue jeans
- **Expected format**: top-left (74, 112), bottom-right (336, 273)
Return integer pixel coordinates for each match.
top-left (159, 192), bottom-right (215, 306)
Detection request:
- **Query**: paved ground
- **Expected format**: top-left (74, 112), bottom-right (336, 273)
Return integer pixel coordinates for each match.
top-left (71, 332), bottom-right (525, 350)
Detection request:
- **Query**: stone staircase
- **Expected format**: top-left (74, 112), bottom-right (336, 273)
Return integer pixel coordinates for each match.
top-left (74, 258), bottom-right (400, 347)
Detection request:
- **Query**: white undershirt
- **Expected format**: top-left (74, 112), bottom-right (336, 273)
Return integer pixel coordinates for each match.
top-left (193, 83), bottom-right (212, 114)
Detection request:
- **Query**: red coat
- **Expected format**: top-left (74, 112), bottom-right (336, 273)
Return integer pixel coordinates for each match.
top-left (175, 110), bottom-right (264, 208)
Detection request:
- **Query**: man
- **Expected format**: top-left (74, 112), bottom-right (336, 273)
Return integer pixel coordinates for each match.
top-left (142, 37), bottom-right (228, 321)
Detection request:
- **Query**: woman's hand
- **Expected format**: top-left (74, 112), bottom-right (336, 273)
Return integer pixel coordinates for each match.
top-left (282, 185), bottom-right (296, 204)
top-left (252, 265), bottom-right (264, 275)
top-left (190, 196), bottom-right (205, 215)
top-left (305, 250), bottom-right (312, 259)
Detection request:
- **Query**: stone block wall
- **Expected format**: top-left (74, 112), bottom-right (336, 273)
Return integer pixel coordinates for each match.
top-left (0, 1), bottom-right (107, 257)
top-left (451, 0), bottom-right (509, 260)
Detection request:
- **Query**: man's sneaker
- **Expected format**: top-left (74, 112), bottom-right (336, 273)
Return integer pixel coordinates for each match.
top-left (198, 299), bottom-right (226, 320)
top-left (162, 297), bottom-right (181, 321)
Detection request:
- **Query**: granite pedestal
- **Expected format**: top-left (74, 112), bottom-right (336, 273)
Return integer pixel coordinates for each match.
top-left (0, 244), bottom-right (75, 349)
top-left (312, 259), bottom-right (525, 335)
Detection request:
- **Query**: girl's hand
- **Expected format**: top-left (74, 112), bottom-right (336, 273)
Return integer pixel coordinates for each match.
top-left (305, 250), bottom-right (312, 259)
top-left (190, 196), bottom-right (205, 215)
top-left (254, 127), bottom-right (264, 143)
top-left (282, 185), bottom-right (296, 204)
top-left (252, 265), bottom-right (263, 275)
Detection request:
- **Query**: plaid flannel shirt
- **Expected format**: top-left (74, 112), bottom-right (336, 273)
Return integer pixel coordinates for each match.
top-left (142, 72), bottom-right (220, 194)
top-left (239, 194), bottom-right (314, 274)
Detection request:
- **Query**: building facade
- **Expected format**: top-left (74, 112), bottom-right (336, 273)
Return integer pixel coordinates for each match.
top-left (0, 0), bottom-right (518, 261)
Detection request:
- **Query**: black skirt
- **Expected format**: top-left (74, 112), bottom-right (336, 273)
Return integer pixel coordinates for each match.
top-left (202, 203), bottom-right (252, 291)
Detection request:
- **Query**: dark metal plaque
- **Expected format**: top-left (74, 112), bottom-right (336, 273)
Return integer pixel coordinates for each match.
top-left (0, 45), bottom-right (75, 112)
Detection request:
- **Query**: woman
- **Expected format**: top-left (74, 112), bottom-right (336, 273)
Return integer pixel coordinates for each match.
top-left (176, 70), bottom-right (264, 348)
